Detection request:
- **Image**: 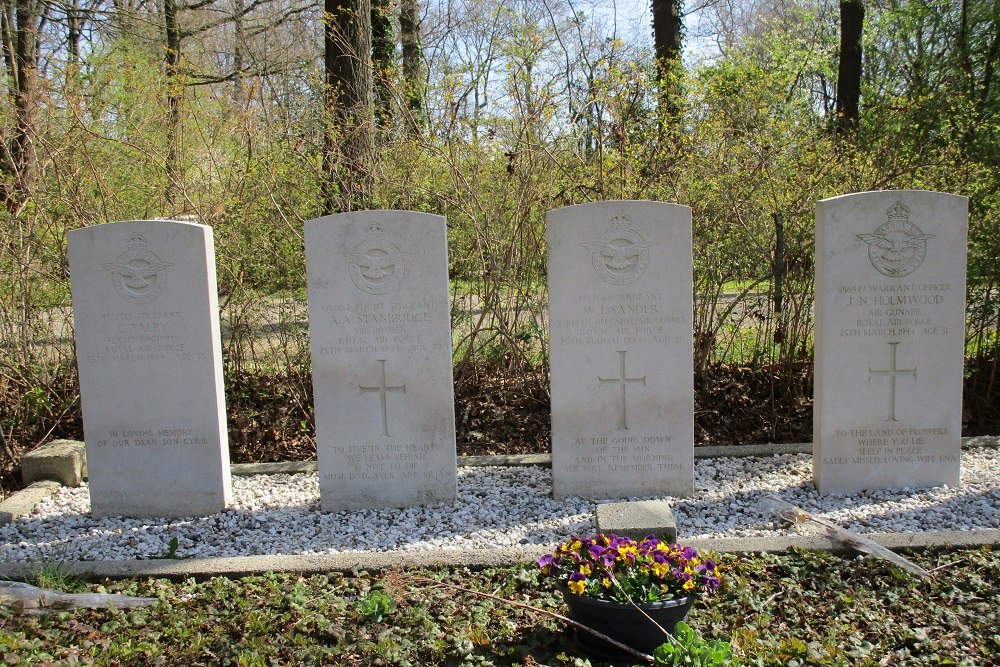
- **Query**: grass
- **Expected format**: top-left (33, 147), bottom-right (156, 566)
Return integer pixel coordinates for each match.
top-left (1, 547), bottom-right (997, 665)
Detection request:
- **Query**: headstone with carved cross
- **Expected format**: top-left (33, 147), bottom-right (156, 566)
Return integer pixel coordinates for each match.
top-left (547, 201), bottom-right (694, 499)
top-left (813, 191), bottom-right (968, 494)
top-left (305, 211), bottom-right (456, 510)
top-left (68, 220), bottom-right (232, 518)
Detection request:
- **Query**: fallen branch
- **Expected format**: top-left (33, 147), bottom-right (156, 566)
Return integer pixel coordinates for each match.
top-left (759, 496), bottom-right (933, 581)
top-left (0, 581), bottom-right (158, 615)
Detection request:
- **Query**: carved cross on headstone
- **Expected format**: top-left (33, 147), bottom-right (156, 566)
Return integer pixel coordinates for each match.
top-left (599, 350), bottom-right (646, 430)
top-left (360, 359), bottom-right (406, 436)
top-left (868, 341), bottom-right (916, 422)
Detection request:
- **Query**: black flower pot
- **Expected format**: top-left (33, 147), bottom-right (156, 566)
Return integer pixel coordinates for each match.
top-left (561, 589), bottom-right (694, 659)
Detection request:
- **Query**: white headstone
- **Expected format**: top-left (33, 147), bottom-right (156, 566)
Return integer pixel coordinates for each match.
top-left (305, 211), bottom-right (457, 510)
top-left (813, 191), bottom-right (968, 494)
top-left (547, 201), bottom-right (694, 499)
top-left (68, 220), bottom-right (232, 518)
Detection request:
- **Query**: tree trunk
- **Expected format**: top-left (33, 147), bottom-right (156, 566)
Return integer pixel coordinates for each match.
top-left (0, 0), bottom-right (44, 214)
top-left (67, 0), bottom-right (82, 64)
top-left (835, 0), bottom-right (864, 135)
top-left (323, 0), bottom-right (374, 214)
top-left (164, 0), bottom-right (183, 207)
top-left (651, 0), bottom-right (682, 120)
top-left (400, 0), bottom-right (424, 135)
top-left (371, 0), bottom-right (393, 130)
top-left (233, 0), bottom-right (245, 102)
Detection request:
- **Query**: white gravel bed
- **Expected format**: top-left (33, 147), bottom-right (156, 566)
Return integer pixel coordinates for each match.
top-left (1, 450), bottom-right (998, 563)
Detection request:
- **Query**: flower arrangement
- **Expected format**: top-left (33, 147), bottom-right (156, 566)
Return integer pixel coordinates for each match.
top-left (538, 534), bottom-right (722, 604)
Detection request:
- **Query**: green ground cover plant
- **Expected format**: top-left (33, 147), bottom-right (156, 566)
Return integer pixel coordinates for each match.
top-left (1, 547), bottom-right (997, 666)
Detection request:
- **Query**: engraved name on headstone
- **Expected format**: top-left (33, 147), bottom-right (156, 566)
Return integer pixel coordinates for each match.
top-left (814, 191), bottom-right (968, 494)
top-left (548, 201), bottom-right (694, 499)
top-left (68, 220), bottom-right (232, 518)
top-left (305, 211), bottom-right (457, 511)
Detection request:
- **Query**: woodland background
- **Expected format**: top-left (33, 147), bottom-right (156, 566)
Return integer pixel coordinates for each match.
top-left (0, 0), bottom-right (997, 493)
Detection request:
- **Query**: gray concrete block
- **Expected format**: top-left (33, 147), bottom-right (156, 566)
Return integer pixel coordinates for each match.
top-left (21, 439), bottom-right (87, 487)
top-left (596, 500), bottom-right (677, 542)
top-left (0, 480), bottom-right (62, 525)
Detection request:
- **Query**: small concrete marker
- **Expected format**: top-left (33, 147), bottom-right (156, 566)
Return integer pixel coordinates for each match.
top-left (595, 499), bottom-right (678, 542)
top-left (21, 439), bottom-right (88, 487)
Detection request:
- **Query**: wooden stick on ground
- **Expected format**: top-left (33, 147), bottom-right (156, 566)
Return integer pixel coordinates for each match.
top-left (759, 496), bottom-right (934, 581)
top-left (0, 581), bottom-right (158, 615)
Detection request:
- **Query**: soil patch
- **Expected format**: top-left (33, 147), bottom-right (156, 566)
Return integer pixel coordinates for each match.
top-left (3, 358), bottom-right (998, 499)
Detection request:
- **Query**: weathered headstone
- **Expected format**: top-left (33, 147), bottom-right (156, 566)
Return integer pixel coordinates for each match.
top-left (547, 201), bottom-right (694, 499)
top-left (305, 211), bottom-right (456, 510)
top-left (68, 220), bottom-right (232, 517)
top-left (814, 191), bottom-right (968, 494)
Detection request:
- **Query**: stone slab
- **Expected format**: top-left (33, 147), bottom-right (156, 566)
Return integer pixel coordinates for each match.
top-left (21, 439), bottom-right (87, 487)
top-left (595, 500), bottom-right (677, 542)
top-left (305, 211), bottom-right (457, 510)
top-left (0, 481), bottom-right (61, 525)
top-left (0, 529), bottom-right (996, 581)
top-left (68, 220), bottom-right (232, 517)
top-left (547, 201), bottom-right (694, 499)
top-left (813, 191), bottom-right (968, 494)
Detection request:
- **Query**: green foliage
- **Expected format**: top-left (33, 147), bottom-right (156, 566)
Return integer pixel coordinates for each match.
top-left (149, 537), bottom-right (183, 560)
top-left (654, 621), bottom-right (732, 666)
top-left (356, 588), bottom-right (397, 622)
top-left (0, 549), bottom-right (998, 665)
top-left (19, 558), bottom-right (84, 593)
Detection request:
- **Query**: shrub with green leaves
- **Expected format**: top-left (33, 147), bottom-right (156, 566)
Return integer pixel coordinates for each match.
top-left (356, 589), bottom-right (397, 622)
top-left (653, 621), bottom-right (732, 666)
